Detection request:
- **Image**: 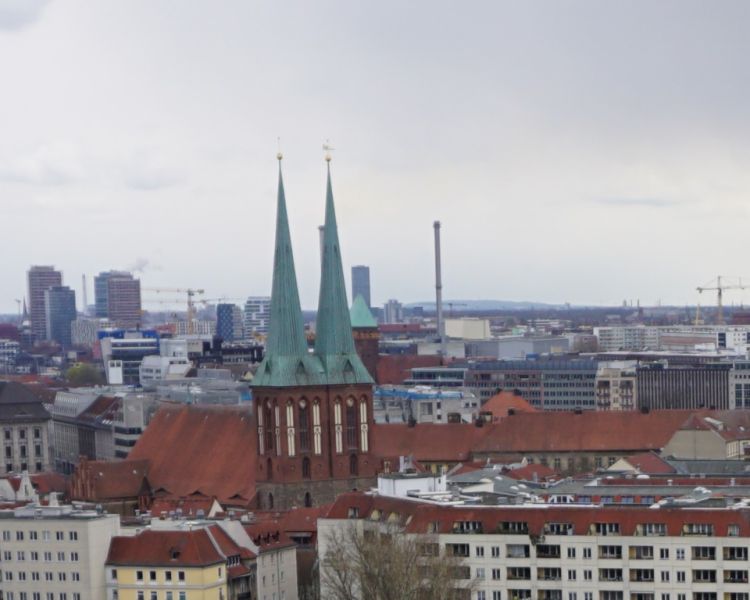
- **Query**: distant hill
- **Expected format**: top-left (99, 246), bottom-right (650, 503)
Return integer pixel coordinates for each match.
top-left (405, 300), bottom-right (569, 311)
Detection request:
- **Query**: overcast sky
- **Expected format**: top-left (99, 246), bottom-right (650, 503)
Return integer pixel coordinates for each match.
top-left (2, 1), bottom-right (750, 313)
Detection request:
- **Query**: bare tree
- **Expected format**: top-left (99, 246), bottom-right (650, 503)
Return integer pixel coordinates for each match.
top-left (320, 523), bottom-right (477, 600)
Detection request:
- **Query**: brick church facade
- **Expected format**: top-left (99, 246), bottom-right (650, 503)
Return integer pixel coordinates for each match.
top-left (251, 155), bottom-right (378, 510)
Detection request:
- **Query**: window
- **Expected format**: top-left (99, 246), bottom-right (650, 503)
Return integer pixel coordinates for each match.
top-left (136, 570), bottom-right (144, 582)
top-left (16, 531), bottom-right (24, 541)
top-left (69, 531), bottom-right (78, 541)
top-left (692, 546), bottom-right (716, 560)
top-left (661, 571), bottom-right (669, 582)
top-left (676, 548), bottom-right (685, 560)
top-left (476, 567), bottom-right (485, 579)
top-left (491, 546), bottom-right (500, 558)
top-left (568, 569), bottom-right (576, 580)
top-left (583, 569), bottom-right (592, 581)
top-left (110, 569), bottom-right (118, 581)
top-left (302, 456), bottom-right (311, 479)
top-left (72, 572), bottom-right (80, 581)
top-left (583, 547), bottom-right (592, 559)
top-left (349, 453), bottom-right (358, 476)
top-left (676, 571), bottom-right (685, 582)
top-left (70, 552), bottom-right (78, 562)
top-left (29, 530), bottom-right (37, 540)
top-left (57, 551), bottom-right (65, 561)
top-left (56, 531), bottom-right (64, 541)
top-left (660, 548), bottom-right (669, 559)
top-left (137, 593), bottom-right (144, 600)
top-left (178, 570), bottom-right (185, 582)
top-left (491, 568), bottom-right (501, 580)
top-left (476, 546), bottom-right (484, 557)
top-left (149, 570), bottom-right (157, 582)
top-left (346, 400), bottom-right (358, 449)
top-left (567, 547), bottom-right (576, 558)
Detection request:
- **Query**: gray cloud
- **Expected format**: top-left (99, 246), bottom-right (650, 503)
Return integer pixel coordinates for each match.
top-left (0, 0), bottom-right (50, 32)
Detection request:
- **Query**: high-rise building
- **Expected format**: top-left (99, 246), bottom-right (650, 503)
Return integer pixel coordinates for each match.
top-left (106, 273), bottom-right (141, 328)
top-left (27, 265), bottom-right (62, 341)
top-left (383, 298), bottom-right (403, 324)
top-left (216, 303), bottom-right (245, 341)
top-left (94, 270), bottom-right (130, 318)
top-left (351, 264), bottom-right (371, 308)
top-left (44, 285), bottom-right (76, 348)
top-left (244, 296), bottom-right (271, 336)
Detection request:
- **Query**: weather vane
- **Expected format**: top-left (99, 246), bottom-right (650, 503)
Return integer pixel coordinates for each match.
top-left (323, 139), bottom-right (335, 162)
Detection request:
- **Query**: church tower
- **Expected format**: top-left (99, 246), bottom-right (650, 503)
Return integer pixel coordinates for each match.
top-left (252, 155), bottom-right (377, 510)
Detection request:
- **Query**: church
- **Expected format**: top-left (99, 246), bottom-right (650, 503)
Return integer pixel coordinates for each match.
top-left (250, 153), bottom-right (378, 510)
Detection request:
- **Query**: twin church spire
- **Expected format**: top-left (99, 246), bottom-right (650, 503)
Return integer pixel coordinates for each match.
top-left (251, 154), bottom-right (373, 388)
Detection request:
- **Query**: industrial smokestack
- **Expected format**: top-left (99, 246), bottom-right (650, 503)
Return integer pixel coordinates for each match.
top-left (434, 221), bottom-right (446, 358)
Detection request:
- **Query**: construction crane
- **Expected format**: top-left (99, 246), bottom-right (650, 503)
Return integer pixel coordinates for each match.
top-left (142, 288), bottom-right (205, 334)
top-left (696, 276), bottom-right (748, 325)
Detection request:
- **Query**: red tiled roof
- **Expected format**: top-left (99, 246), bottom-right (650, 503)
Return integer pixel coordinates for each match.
top-left (70, 458), bottom-right (151, 501)
top-left (277, 505), bottom-right (329, 533)
top-left (106, 525), bottom-right (234, 567)
top-left (371, 423), bottom-right (489, 463)
top-left (481, 391), bottom-right (537, 421)
top-left (150, 494), bottom-right (217, 518)
top-left (5, 472), bottom-right (67, 494)
top-left (244, 521), bottom-right (296, 552)
top-left (618, 452), bottom-right (676, 475)
top-left (77, 395), bottom-right (120, 425)
top-left (326, 491), bottom-right (750, 537)
top-left (375, 354), bottom-right (442, 385)
top-left (473, 410), bottom-right (699, 454)
top-left (128, 404), bottom-right (257, 505)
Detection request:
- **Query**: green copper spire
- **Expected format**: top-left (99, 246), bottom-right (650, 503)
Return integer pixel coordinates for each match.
top-left (350, 294), bottom-right (378, 329)
top-left (314, 159), bottom-right (374, 385)
top-left (252, 156), bottom-right (325, 387)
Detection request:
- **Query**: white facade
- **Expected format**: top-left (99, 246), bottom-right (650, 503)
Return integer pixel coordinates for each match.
top-left (446, 318), bottom-right (492, 341)
top-left (0, 502), bottom-right (121, 600)
top-left (595, 325), bottom-right (750, 353)
top-left (244, 296), bottom-right (271, 336)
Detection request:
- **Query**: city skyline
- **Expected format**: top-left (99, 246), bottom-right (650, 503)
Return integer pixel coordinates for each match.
top-left (3, 2), bottom-right (750, 312)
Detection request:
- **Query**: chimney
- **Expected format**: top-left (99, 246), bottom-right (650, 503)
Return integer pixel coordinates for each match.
top-left (434, 221), bottom-right (446, 358)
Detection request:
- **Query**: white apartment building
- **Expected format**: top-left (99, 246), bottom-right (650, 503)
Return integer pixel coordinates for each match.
top-left (320, 478), bottom-right (750, 600)
top-left (594, 325), bottom-right (750, 353)
top-left (244, 296), bottom-right (271, 337)
top-left (0, 499), bottom-right (121, 600)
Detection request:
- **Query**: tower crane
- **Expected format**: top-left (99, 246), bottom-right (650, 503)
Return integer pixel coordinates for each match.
top-left (142, 288), bottom-right (205, 334)
top-left (696, 276), bottom-right (748, 325)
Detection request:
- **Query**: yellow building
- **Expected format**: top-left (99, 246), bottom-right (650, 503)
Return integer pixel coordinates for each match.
top-left (105, 524), bottom-right (254, 600)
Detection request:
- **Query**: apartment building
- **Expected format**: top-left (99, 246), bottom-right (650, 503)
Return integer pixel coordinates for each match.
top-left (595, 362), bottom-right (637, 411)
top-left (0, 381), bottom-right (51, 474)
top-left (320, 488), bottom-right (750, 600)
top-left (0, 499), bottom-right (121, 600)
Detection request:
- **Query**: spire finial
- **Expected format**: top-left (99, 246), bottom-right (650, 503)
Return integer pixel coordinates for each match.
top-left (277, 137), bottom-right (283, 161)
top-left (323, 139), bottom-right (334, 162)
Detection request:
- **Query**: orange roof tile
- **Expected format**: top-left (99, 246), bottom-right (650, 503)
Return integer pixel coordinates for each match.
top-left (473, 410), bottom-right (698, 454)
top-left (371, 423), bottom-right (489, 463)
top-left (106, 525), bottom-right (237, 567)
top-left (481, 390), bottom-right (537, 421)
top-left (128, 404), bottom-right (257, 505)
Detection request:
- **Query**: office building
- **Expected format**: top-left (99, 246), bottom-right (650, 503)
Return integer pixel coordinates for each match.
top-left (465, 357), bottom-right (599, 407)
top-left (0, 500), bottom-right (121, 600)
top-left (27, 265), bottom-right (62, 341)
top-left (99, 329), bottom-right (160, 385)
top-left (94, 270), bottom-right (128, 318)
top-left (106, 273), bottom-right (141, 328)
top-left (243, 296), bottom-right (271, 336)
top-left (351, 264), bottom-right (371, 308)
top-left (216, 303), bottom-right (245, 341)
top-left (44, 285), bottom-right (77, 348)
top-left (637, 363), bottom-right (731, 410)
